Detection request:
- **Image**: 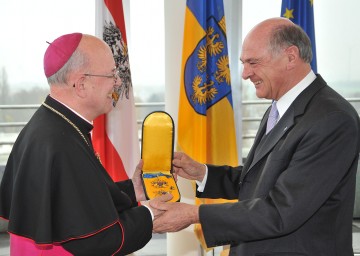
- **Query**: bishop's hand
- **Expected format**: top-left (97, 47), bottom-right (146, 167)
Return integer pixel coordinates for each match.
top-left (132, 159), bottom-right (147, 202)
top-left (151, 200), bottom-right (200, 233)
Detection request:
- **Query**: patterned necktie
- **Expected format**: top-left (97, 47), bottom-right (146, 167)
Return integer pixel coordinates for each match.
top-left (266, 101), bottom-right (279, 134)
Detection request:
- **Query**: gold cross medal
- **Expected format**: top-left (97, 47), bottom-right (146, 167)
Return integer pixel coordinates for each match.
top-left (141, 111), bottom-right (181, 202)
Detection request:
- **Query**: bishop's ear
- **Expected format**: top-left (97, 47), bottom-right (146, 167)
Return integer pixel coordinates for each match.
top-left (72, 76), bottom-right (87, 98)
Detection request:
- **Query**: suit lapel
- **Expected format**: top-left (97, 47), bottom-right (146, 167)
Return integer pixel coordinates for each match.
top-left (249, 108), bottom-right (295, 171)
top-left (241, 74), bottom-right (327, 180)
top-left (241, 109), bottom-right (268, 178)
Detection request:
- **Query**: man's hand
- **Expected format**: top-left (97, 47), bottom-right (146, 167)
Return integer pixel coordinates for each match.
top-left (150, 200), bottom-right (200, 233)
top-left (142, 193), bottom-right (173, 220)
top-left (132, 160), bottom-right (146, 202)
top-left (172, 152), bottom-right (206, 182)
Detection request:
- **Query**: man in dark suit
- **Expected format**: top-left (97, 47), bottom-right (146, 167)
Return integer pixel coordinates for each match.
top-left (152, 17), bottom-right (360, 255)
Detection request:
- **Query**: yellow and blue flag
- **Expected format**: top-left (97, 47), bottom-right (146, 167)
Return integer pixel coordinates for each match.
top-left (281, 0), bottom-right (317, 72)
top-left (178, 0), bottom-right (238, 251)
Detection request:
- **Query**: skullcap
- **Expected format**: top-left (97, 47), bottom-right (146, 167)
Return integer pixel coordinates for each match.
top-left (43, 33), bottom-right (83, 78)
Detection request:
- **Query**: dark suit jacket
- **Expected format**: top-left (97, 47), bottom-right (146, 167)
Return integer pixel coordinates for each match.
top-left (197, 75), bottom-right (360, 256)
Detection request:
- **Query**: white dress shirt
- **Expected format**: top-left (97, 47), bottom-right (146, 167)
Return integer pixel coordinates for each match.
top-left (196, 70), bottom-right (316, 192)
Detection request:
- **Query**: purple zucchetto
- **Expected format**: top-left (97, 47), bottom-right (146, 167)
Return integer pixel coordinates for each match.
top-left (43, 33), bottom-right (83, 78)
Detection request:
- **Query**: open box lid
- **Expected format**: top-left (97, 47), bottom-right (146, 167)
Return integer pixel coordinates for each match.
top-left (141, 111), bottom-right (180, 202)
top-left (141, 111), bottom-right (174, 173)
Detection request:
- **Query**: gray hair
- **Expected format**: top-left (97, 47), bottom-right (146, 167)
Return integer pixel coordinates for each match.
top-left (269, 23), bottom-right (313, 63)
top-left (47, 48), bottom-right (89, 85)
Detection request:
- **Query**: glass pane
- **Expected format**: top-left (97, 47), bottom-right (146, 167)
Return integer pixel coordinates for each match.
top-left (128, 0), bottom-right (165, 104)
top-left (0, 0), bottom-right (95, 165)
top-left (0, 0), bottom-right (95, 103)
top-left (128, 0), bottom-right (165, 124)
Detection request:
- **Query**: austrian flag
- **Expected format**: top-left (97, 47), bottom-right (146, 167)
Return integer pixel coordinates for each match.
top-left (92, 0), bottom-right (140, 181)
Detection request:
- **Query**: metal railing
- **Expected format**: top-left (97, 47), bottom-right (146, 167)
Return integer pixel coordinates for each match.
top-left (1, 97), bottom-right (360, 145)
top-left (0, 105), bottom-right (39, 129)
top-left (1, 101), bottom-right (360, 254)
top-left (0, 102), bottom-right (166, 128)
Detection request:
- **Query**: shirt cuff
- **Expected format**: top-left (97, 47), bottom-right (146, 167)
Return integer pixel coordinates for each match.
top-left (196, 164), bottom-right (208, 192)
top-left (142, 204), bottom-right (154, 221)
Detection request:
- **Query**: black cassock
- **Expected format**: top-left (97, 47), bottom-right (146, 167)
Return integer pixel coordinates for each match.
top-left (0, 95), bottom-right (152, 255)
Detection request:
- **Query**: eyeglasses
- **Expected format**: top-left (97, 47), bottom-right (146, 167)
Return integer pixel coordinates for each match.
top-left (83, 70), bottom-right (120, 81)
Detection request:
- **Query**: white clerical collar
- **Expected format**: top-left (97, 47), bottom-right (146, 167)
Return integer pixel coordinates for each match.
top-left (49, 95), bottom-right (93, 125)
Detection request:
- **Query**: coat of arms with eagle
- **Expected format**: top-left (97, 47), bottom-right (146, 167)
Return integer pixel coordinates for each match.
top-left (184, 16), bottom-right (232, 115)
top-left (103, 21), bottom-right (132, 106)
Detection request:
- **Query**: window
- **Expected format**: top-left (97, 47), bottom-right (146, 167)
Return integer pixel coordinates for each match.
top-left (0, 0), bottom-right (359, 254)
top-left (0, 0), bottom-right (95, 165)
top-left (241, 0), bottom-right (360, 157)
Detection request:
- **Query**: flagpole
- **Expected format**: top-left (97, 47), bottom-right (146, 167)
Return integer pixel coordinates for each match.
top-left (95, 0), bottom-right (103, 36)
top-left (165, 0), bottom-right (201, 255)
top-left (227, 0), bottom-right (243, 163)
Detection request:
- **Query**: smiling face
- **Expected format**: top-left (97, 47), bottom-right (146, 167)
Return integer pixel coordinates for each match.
top-left (80, 36), bottom-right (121, 118)
top-left (240, 18), bottom-right (293, 100)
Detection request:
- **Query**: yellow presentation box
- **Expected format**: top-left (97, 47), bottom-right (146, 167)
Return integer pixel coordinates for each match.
top-left (141, 111), bottom-right (181, 202)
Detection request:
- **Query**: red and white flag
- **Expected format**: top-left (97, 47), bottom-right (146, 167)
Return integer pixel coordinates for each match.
top-left (93, 0), bottom-right (140, 181)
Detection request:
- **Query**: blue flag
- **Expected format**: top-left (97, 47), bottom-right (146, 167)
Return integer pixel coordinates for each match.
top-left (281, 0), bottom-right (317, 73)
top-left (178, 0), bottom-right (238, 251)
